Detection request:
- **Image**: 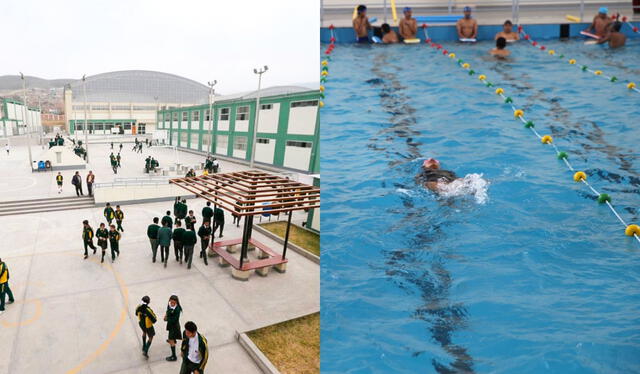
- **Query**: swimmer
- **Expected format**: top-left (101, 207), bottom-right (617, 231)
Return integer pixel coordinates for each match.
top-left (490, 37), bottom-right (510, 58)
top-left (584, 7), bottom-right (613, 37)
top-left (456, 6), bottom-right (478, 40)
top-left (597, 21), bottom-right (626, 48)
top-left (495, 20), bottom-right (519, 42)
top-left (415, 158), bottom-right (459, 192)
top-left (353, 5), bottom-right (372, 43)
top-left (381, 23), bottom-right (399, 43)
top-left (399, 7), bottom-right (417, 39)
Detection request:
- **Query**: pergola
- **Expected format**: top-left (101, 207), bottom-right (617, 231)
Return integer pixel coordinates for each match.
top-left (169, 170), bottom-right (320, 278)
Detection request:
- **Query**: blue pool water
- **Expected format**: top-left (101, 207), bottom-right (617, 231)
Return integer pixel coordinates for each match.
top-left (321, 39), bottom-right (640, 373)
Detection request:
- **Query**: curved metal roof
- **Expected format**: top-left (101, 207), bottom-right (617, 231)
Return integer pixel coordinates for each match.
top-left (215, 85), bottom-right (316, 102)
top-left (67, 70), bottom-right (209, 104)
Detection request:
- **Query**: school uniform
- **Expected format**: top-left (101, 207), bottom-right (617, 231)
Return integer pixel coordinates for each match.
top-left (213, 207), bottom-right (224, 238)
top-left (56, 174), bottom-right (63, 193)
top-left (82, 225), bottom-right (97, 257)
top-left (172, 227), bottom-right (186, 263)
top-left (72, 174), bottom-right (83, 196)
top-left (197, 225), bottom-right (212, 266)
top-left (96, 227), bottom-right (109, 263)
top-left (180, 331), bottom-right (209, 374)
top-left (0, 261), bottom-right (15, 312)
top-left (201, 206), bottom-right (213, 226)
top-left (147, 223), bottom-right (160, 262)
top-left (161, 215), bottom-right (173, 229)
top-left (185, 215), bottom-right (196, 231)
top-left (104, 206), bottom-right (115, 225)
top-left (115, 209), bottom-right (124, 231)
top-left (86, 174), bottom-right (95, 196)
top-left (135, 303), bottom-right (157, 356)
top-left (108, 229), bottom-right (121, 261)
top-left (182, 230), bottom-right (197, 269)
top-left (158, 226), bottom-right (173, 266)
top-left (165, 305), bottom-right (182, 341)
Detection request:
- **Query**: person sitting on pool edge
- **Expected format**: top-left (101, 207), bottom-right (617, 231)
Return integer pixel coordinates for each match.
top-left (585, 7), bottom-right (613, 38)
top-left (381, 23), bottom-right (399, 43)
top-left (597, 21), bottom-right (626, 48)
top-left (415, 158), bottom-right (459, 192)
top-left (495, 20), bottom-right (519, 42)
top-left (399, 7), bottom-right (417, 40)
top-left (490, 37), bottom-right (510, 58)
top-left (456, 6), bottom-right (477, 41)
top-left (353, 5), bottom-right (372, 43)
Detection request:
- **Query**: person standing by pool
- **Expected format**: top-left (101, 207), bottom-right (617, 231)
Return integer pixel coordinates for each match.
top-left (82, 220), bottom-right (97, 259)
top-left (96, 223), bottom-right (109, 263)
top-left (495, 20), bottom-right (519, 41)
top-left (180, 321), bottom-right (209, 374)
top-left (456, 6), bottom-right (477, 40)
top-left (164, 295), bottom-right (182, 362)
top-left (381, 23), bottom-right (399, 43)
top-left (597, 21), bottom-right (626, 48)
top-left (147, 217), bottom-right (161, 263)
top-left (490, 37), bottom-right (510, 58)
top-left (585, 7), bottom-right (613, 37)
top-left (415, 158), bottom-right (459, 192)
top-left (353, 5), bottom-right (371, 43)
top-left (158, 220), bottom-right (173, 268)
top-left (56, 172), bottom-right (63, 194)
top-left (399, 7), bottom-right (417, 40)
top-left (135, 296), bottom-right (157, 360)
top-left (0, 258), bottom-right (15, 315)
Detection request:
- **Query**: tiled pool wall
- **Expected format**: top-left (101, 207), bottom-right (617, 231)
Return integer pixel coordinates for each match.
top-left (321, 22), bottom-right (640, 43)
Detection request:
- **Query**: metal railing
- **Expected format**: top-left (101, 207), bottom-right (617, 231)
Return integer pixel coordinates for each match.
top-left (94, 176), bottom-right (172, 189)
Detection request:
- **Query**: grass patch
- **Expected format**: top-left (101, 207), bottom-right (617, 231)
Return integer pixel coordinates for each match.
top-left (247, 313), bottom-right (319, 374)
top-left (259, 221), bottom-right (319, 256)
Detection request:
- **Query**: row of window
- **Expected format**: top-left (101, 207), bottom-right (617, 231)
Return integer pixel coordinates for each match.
top-left (72, 105), bottom-right (156, 111)
top-left (172, 132), bottom-right (311, 150)
top-left (163, 100), bottom-right (318, 124)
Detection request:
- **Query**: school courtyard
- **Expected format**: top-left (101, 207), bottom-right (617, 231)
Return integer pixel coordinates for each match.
top-left (0, 136), bottom-right (319, 373)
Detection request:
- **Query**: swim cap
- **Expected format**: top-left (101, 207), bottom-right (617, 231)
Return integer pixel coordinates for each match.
top-left (463, 6), bottom-right (472, 12)
top-left (403, 7), bottom-right (411, 12)
top-left (423, 158), bottom-right (440, 167)
top-left (599, 7), bottom-right (608, 14)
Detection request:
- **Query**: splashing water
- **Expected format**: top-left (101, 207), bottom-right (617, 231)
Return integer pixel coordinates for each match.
top-left (437, 173), bottom-right (490, 204)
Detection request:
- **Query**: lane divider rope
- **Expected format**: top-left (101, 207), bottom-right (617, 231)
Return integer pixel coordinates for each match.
top-left (320, 25), bottom-right (337, 108)
top-left (619, 15), bottom-right (640, 33)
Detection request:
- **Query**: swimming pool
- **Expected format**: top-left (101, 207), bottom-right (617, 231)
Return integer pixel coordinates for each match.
top-left (321, 39), bottom-right (640, 373)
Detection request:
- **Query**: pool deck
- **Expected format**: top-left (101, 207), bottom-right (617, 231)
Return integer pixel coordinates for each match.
top-left (0, 138), bottom-right (320, 373)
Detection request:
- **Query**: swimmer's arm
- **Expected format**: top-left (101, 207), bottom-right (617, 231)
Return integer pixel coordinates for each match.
top-left (471, 20), bottom-right (478, 38)
top-left (366, 17), bottom-right (372, 30)
top-left (409, 19), bottom-right (417, 34)
top-left (513, 32), bottom-right (520, 40)
top-left (585, 16), bottom-right (596, 32)
top-left (456, 20), bottom-right (464, 38)
top-left (596, 32), bottom-right (611, 44)
top-left (425, 181), bottom-right (439, 192)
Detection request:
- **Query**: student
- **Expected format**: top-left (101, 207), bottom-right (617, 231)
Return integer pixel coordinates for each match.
top-left (202, 202), bottom-right (214, 226)
top-left (147, 217), bottom-right (161, 263)
top-left (4, 144), bottom-right (9, 155)
top-left (495, 20), bottom-right (519, 41)
top-left (116, 153), bottom-right (121, 168)
top-left (86, 171), bottom-right (95, 197)
top-left (381, 23), bottom-right (399, 43)
top-left (96, 223), bottom-right (109, 263)
top-left (135, 296), bottom-right (157, 359)
top-left (56, 172), bottom-right (63, 194)
top-left (180, 321), bottom-right (209, 374)
top-left (178, 199), bottom-right (188, 220)
top-left (119, 143), bottom-right (123, 152)
top-left (104, 203), bottom-right (115, 225)
top-left (172, 220), bottom-right (186, 264)
top-left (456, 6), bottom-right (478, 40)
top-left (415, 158), bottom-right (460, 192)
top-left (212, 158), bottom-right (219, 173)
top-left (110, 142), bottom-right (114, 150)
top-left (0, 258), bottom-right (15, 315)
top-left (145, 156), bottom-right (152, 173)
top-left (197, 221), bottom-right (212, 266)
top-left (111, 155), bottom-right (118, 174)
top-left (213, 205), bottom-right (225, 238)
top-left (164, 295), bottom-right (183, 362)
top-left (490, 37), bottom-right (510, 58)
top-left (399, 7), bottom-right (417, 39)
top-left (115, 205), bottom-right (125, 231)
top-left (186, 169), bottom-right (196, 178)
top-left (585, 7), bottom-right (612, 37)
top-left (353, 5), bottom-right (371, 43)
top-left (233, 200), bottom-right (242, 227)
top-left (182, 227), bottom-right (197, 269)
top-left (597, 21), bottom-right (626, 48)
top-left (108, 224), bottom-right (121, 262)
top-left (161, 211), bottom-right (174, 229)
top-left (82, 220), bottom-right (97, 259)
top-left (185, 210), bottom-right (197, 231)
top-left (72, 171), bottom-right (83, 196)
top-left (158, 221), bottom-right (173, 268)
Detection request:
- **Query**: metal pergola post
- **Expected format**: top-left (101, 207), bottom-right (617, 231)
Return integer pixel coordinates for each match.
top-left (282, 210), bottom-right (293, 260)
top-left (239, 213), bottom-right (251, 268)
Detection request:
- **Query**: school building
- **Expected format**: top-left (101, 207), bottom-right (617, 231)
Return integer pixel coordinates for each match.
top-left (0, 98), bottom-right (42, 137)
top-left (157, 86), bottom-right (320, 174)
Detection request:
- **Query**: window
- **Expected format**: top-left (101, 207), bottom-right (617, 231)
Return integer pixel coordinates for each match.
top-left (286, 140), bottom-right (312, 148)
top-left (202, 133), bottom-right (211, 148)
top-left (182, 111), bottom-right (188, 121)
top-left (105, 123), bottom-right (114, 131)
top-left (124, 123), bottom-right (132, 130)
top-left (138, 123), bottom-right (146, 134)
top-left (205, 109), bottom-right (211, 121)
top-left (236, 106), bottom-right (249, 121)
top-left (233, 136), bottom-right (247, 150)
top-left (133, 106), bottom-right (156, 110)
top-left (94, 123), bottom-right (104, 130)
top-left (112, 105), bottom-right (130, 110)
top-left (257, 138), bottom-right (270, 144)
top-left (193, 110), bottom-right (200, 121)
top-left (76, 123), bottom-right (83, 131)
top-left (180, 132), bottom-right (188, 144)
top-left (217, 134), bottom-right (228, 149)
top-left (260, 104), bottom-right (272, 110)
top-left (190, 133), bottom-right (199, 149)
top-left (92, 105), bottom-right (108, 111)
top-left (219, 107), bottom-right (230, 121)
top-left (291, 100), bottom-right (319, 108)
top-left (172, 112), bottom-right (178, 121)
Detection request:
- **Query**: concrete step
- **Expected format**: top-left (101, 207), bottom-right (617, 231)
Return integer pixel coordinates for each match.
top-left (0, 203), bottom-right (97, 217)
top-left (0, 196), bottom-right (96, 217)
top-left (0, 195), bottom-right (93, 206)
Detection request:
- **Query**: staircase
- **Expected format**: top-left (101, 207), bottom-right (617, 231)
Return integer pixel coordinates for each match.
top-left (0, 196), bottom-right (95, 217)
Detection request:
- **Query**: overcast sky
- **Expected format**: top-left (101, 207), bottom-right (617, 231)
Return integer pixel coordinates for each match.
top-left (1, 0), bottom-right (319, 93)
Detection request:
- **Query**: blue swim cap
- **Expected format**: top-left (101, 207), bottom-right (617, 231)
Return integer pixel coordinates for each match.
top-left (403, 7), bottom-right (411, 12)
top-left (463, 6), bottom-right (472, 12)
top-left (599, 7), bottom-right (608, 14)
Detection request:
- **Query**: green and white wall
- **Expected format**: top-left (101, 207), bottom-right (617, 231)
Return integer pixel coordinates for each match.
top-left (1, 98), bottom-right (42, 137)
top-left (157, 89), bottom-right (320, 173)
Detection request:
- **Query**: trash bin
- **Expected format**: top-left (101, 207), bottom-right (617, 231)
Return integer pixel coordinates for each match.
top-left (38, 161), bottom-right (45, 171)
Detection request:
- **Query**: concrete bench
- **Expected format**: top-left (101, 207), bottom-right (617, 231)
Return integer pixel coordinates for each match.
top-left (212, 238), bottom-right (287, 281)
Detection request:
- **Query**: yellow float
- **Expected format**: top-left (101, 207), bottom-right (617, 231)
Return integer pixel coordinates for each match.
top-left (321, 60), bottom-right (328, 66)
top-left (495, 88), bottom-right (504, 95)
top-left (449, 53), bottom-right (456, 58)
top-left (319, 101), bottom-right (325, 108)
top-left (321, 71), bottom-right (328, 76)
top-left (548, 50), bottom-right (555, 55)
top-left (569, 59), bottom-right (576, 64)
top-left (628, 82), bottom-right (636, 89)
top-left (573, 171), bottom-right (587, 182)
top-left (462, 63), bottom-right (470, 69)
top-left (478, 74), bottom-right (486, 81)
top-left (541, 135), bottom-right (553, 144)
top-left (513, 109), bottom-right (524, 118)
top-left (319, 85), bottom-right (325, 92)
top-left (625, 224), bottom-right (640, 237)
top-left (594, 70), bottom-right (602, 75)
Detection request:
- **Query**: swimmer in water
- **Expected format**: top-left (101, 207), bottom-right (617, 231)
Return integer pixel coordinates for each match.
top-left (456, 6), bottom-right (477, 40)
top-left (585, 7), bottom-right (613, 38)
top-left (353, 5), bottom-right (372, 43)
top-left (495, 20), bottom-right (519, 42)
top-left (381, 23), bottom-right (399, 43)
top-left (490, 37), bottom-right (510, 58)
top-left (415, 158), bottom-right (459, 192)
top-left (398, 7), bottom-right (417, 40)
top-left (597, 21), bottom-right (626, 48)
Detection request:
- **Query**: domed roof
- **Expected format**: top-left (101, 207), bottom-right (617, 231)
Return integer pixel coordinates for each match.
top-left (67, 70), bottom-right (209, 104)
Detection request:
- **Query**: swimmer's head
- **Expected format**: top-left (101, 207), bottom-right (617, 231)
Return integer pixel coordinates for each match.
top-left (496, 37), bottom-right (507, 49)
top-left (357, 5), bottom-right (367, 15)
top-left (503, 20), bottom-right (513, 33)
top-left (612, 21), bottom-right (622, 32)
top-left (423, 158), bottom-right (440, 169)
top-left (463, 6), bottom-right (472, 18)
top-left (599, 7), bottom-right (608, 15)
top-left (403, 7), bottom-right (412, 17)
top-left (381, 23), bottom-right (391, 33)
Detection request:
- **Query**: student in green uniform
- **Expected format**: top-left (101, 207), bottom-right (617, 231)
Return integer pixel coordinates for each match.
top-left (115, 205), bottom-right (124, 232)
top-left (161, 211), bottom-right (173, 229)
top-left (104, 203), bottom-right (115, 225)
top-left (185, 210), bottom-right (197, 231)
top-left (96, 223), bottom-right (109, 263)
top-left (172, 220), bottom-right (186, 264)
top-left (158, 221), bottom-right (173, 268)
top-left (180, 321), bottom-right (209, 374)
top-left (135, 296), bottom-right (157, 359)
top-left (179, 199), bottom-right (188, 220)
top-left (164, 294), bottom-right (183, 361)
top-left (197, 221), bottom-right (212, 266)
top-left (147, 217), bottom-right (160, 263)
top-left (56, 172), bottom-right (63, 194)
top-left (82, 220), bottom-right (97, 259)
top-left (116, 153), bottom-right (121, 168)
top-left (182, 228), bottom-right (197, 270)
top-left (0, 258), bottom-right (15, 315)
top-left (201, 202), bottom-right (213, 226)
top-left (213, 204), bottom-right (225, 238)
top-left (108, 224), bottom-right (121, 262)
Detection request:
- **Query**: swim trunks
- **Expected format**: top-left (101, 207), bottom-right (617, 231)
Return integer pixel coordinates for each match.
top-left (357, 36), bottom-right (370, 43)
